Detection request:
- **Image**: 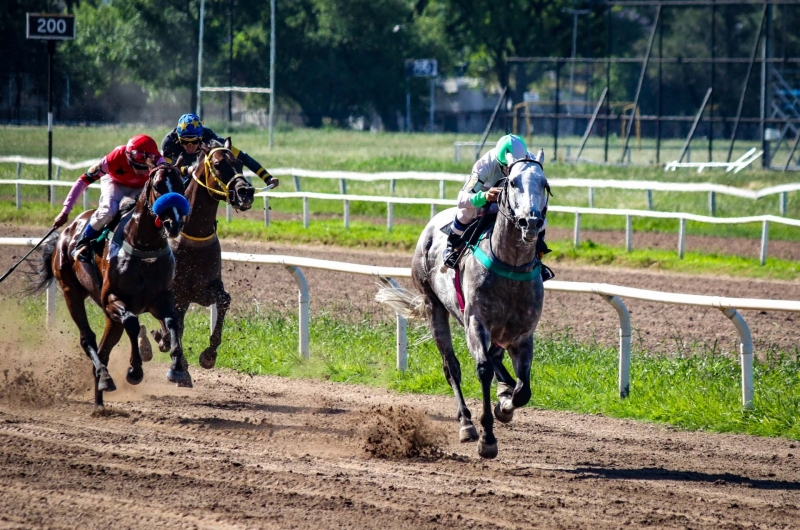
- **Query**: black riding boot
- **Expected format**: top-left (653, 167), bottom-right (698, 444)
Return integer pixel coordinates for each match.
top-left (443, 232), bottom-right (464, 269)
top-left (537, 233), bottom-right (554, 282)
top-left (71, 237), bottom-right (94, 263)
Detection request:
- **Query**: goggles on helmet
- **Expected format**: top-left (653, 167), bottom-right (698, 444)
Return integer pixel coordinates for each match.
top-left (179, 136), bottom-right (200, 145)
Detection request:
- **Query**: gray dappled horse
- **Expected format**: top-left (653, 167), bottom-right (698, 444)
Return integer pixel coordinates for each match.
top-left (377, 151), bottom-right (550, 459)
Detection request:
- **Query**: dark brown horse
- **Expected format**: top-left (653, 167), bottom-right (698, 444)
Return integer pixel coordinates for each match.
top-left (150, 139), bottom-right (257, 368)
top-left (30, 165), bottom-right (190, 410)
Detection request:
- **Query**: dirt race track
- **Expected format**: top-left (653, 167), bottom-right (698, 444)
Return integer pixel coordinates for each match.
top-left (1, 227), bottom-right (800, 528)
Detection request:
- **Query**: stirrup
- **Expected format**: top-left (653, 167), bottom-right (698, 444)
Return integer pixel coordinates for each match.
top-left (443, 234), bottom-right (464, 269)
top-left (541, 264), bottom-right (555, 282)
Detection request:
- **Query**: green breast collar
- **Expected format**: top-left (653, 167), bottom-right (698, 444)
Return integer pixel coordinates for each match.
top-left (467, 232), bottom-right (541, 282)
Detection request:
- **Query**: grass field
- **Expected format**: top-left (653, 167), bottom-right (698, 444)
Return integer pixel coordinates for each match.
top-left (15, 295), bottom-right (800, 440)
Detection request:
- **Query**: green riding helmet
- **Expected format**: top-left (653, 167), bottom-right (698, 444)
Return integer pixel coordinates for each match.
top-left (495, 134), bottom-right (528, 166)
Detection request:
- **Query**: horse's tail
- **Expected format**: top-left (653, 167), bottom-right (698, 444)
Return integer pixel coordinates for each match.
top-left (26, 235), bottom-right (58, 296)
top-left (375, 284), bottom-right (426, 320)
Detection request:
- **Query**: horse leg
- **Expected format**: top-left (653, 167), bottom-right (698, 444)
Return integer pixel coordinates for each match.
top-left (199, 281), bottom-right (230, 369)
top-left (427, 301), bottom-right (477, 442)
top-left (121, 313), bottom-right (145, 385)
top-left (61, 284), bottom-right (107, 404)
top-left (503, 335), bottom-right (534, 413)
top-left (153, 296), bottom-right (192, 388)
top-left (488, 345), bottom-right (517, 423)
top-left (466, 315), bottom-right (498, 459)
top-left (150, 320), bottom-right (171, 353)
top-left (94, 315), bottom-right (125, 409)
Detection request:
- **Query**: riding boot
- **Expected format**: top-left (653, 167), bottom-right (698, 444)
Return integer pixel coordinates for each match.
top-left (72, 224), bottom-right (101, 263)
top-left (537, 232), bottom-right (554, 282)
top-left (443, 232), bottom-right (464, 269)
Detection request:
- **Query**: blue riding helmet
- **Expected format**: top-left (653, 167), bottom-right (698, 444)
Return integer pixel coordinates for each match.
top-left (177, 113), bottom-right (204, 139)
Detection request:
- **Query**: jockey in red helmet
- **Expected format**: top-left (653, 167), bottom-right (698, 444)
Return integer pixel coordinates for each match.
top-left (53, 135), bottom-right (166, 262)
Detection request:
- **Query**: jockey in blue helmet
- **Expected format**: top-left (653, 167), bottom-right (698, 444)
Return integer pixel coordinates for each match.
top-left (162, 113), bottom-right (278, 188)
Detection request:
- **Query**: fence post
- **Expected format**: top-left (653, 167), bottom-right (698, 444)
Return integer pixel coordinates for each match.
top-left (46, 282), bottom-right (56, 329)
top-left (15, 183), bottom-right (21, 210)
top-left (721, 307), bottom-right (754, 409)
top-left (573, 212), bottom-right (581, 247)
top-left (602, 295), bottom-right (631, 399)
top-left (226, 203), bottom-right (232, 222)
top-left (709, 191), bottom-right (716, 216)
top-left (344, 200), bottom-right (350, 229)
top-left (285, 265), bottom-right (310, 359)
top-left (454, 144), bottom-right (461, 163)
top-left (385, 278), bottom-right (408, 371)
top-left (263, 196), bottom-right (270, 226)
top-left (302, 197), bottom-right (309, 228)
top-left (646, 189), bottom-right (653, 210)
top-left (292, 174), bottom-right (301, 191)
top-left (50, 183), bottom-right (56, 207)
top-left (430, 203), bottom-right (436, 219)
top-left (760, 219), bottom-right (769, 265)
top-left (83, 190), bottom-right (89, 211)
top-left (387, 201), bottom-right (394, 231)
top-left (588, 187), bottom-right (594, 208)
top-left (339, 178), bottom-right (347, 195)
top-left (16, 162), bottom-right (21, 179)
top-left (55, 166), bottom-right (61, 180)
top-left (779, 191), bottom-right (787, 216)
top-left (625, 215), bottom-right (633, 252)
top-left (678, 218), bottom-right (686, 259)
top-left (566, 145), bottom-right (572, 161)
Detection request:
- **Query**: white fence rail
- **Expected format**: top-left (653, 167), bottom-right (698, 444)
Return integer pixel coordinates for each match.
top-left (3, 155), bottom-right (800, 206)
top-left (4, 237), bottom-right (800, 409)
top-left (2, 179), bottom-right (797, 264)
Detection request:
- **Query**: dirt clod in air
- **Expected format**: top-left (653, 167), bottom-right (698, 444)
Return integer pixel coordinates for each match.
top-left (361, 404), bottom-right (445, 459)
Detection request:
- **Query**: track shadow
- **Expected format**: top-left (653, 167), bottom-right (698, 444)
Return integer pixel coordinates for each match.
top-left (559, 466), bottom-right (800, 491)
top-left (197, 400), bottom-right (347, 416)
top-left (177, 416), bottom-right (354, 437)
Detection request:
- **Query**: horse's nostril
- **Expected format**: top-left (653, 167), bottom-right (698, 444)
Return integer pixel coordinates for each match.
top-left (518, 218), bottom-right (528, 229)
top-left (536, 218), bottom-right (544, 229)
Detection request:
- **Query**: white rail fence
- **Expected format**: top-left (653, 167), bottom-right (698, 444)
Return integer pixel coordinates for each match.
top-left (2, 179), bottom-right (798, 265)
top-left (4, 237), bottom-right (800, 409)
top-left (2, 156), bottom-right (799, 216)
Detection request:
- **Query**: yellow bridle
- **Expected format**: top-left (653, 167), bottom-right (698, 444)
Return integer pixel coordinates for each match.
top-left (192, 147), bottom-right (244, 203)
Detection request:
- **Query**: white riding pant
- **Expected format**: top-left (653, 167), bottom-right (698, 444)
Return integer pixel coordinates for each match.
top-left (89, 176), bottom-right (142, 231)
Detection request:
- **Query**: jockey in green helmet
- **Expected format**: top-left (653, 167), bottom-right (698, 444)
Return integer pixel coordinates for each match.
top-left (442, 134), bottom-right (552, 279)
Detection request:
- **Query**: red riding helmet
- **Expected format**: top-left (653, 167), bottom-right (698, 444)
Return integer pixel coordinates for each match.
top-left (126, 135), bottom-right (161, 170)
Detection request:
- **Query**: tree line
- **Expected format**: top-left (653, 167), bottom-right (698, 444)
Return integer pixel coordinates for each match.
top-left (3, 0), bottom-right (799, 131)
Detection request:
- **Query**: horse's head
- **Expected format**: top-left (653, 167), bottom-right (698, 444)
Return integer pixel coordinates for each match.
top-left (499, 149), bottom-right (551, 244)
top-left (197, 138), bottom-right (255, 211)
top-left (148, 163), bottom-right (189, 239)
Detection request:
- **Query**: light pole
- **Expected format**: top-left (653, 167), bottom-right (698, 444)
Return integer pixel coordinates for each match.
top-left (563, 8), bottom-right (591, 112)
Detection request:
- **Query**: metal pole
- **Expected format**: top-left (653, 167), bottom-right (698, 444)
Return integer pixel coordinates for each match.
top-left (657, 12), bottom-right (663, 164)
top-left (285, 265), bottom-right (309, 360)
top-left (385, 278), bottom-right (408, 371)
top-left (576, 87), bottom-right (607, 161)
top-left (268, 0), bottom-right (275, 149)
top-left (678, 218), bottom-right (686, 259)
top-left (709, 0), bottom-right (716, 163)
top-left (429, 77), bottom-right (435, 133)
top-left (783, 130), bottom-right (800, 171)
top-left (625, 214), bottom-right (632, 252)
top-left (605, 6), bottom-right (611, 163)
top-left (760, 3), bottom-right (772, 169)
top-left (621, 5), bottom-right (660, 163)
top-left (476, 86), bottom-right (507, 160)
top-left (47, 40), bottom-right (54, 197)
top-left (602, 295), bottom-right (631, 399)
top-left (554, 61), bottom-right (561, 162)
top-left (728, 6), bottom-right (766, 163)
top-left (264, 196), bottom-right (270, 226)
top-left (760, 219), bottom-right (769, 265)
top-left (573, 212), bottom-right (581, 247)
top-left (196, 0), bottom-right (205, 117)
top-left (721, 308), bottom-right (754, 409)
top-left (228, 0), bottom-right (234, 122)
top-left (678, 88), bottom-right (713, 163)
top-left (405, 76), bottom-right (411, 132)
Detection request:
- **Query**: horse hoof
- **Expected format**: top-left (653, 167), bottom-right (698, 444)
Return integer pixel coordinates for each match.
top-left (177, 377), bottom-right (194, 389)
top-left (459, 424), bottom-right (479, 443)
top-left (126, 367), bottom-right (144, 386)
top-left (199, 349), bottom-right (217, 369)
top-left (98, 377), bottom-right (116, 393)
top-left (494, 402), bottom-right (514, 424)
top-left (166, 368), bottom-right (188, 384)
top-left (477, 441), bottom-right (499, 459)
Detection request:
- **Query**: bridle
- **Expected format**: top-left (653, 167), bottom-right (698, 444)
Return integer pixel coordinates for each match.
top-left (193, 147), bottom-right (250, 205)
top-left (146, 164), bottom-right (183, 226)
top-left (497, 158), bottom-right (550, 234)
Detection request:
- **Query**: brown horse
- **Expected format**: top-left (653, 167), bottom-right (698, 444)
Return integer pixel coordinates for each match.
top-left (30, 165), bottom-right (191, 410)
top-left (149, 139), bottom-right (257, 368)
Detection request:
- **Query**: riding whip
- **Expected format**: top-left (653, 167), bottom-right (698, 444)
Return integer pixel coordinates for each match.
top-left (0, 227), bottom-right (58, 284)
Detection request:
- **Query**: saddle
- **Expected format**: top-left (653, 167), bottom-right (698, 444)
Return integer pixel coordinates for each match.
top-left (85, 197), bottom-right (139, 261)
top-left (439, 212), bottom-right (497, 269)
